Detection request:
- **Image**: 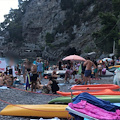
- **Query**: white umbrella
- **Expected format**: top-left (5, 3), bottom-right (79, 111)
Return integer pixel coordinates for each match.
top-left (102, 58), bottom-right (112, 62)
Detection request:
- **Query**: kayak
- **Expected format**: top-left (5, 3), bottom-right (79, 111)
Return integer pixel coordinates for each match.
top-left (108, 65), bottom-right (120, 72)
top-left (0, 104), bottom-right (71, 118)
top-left (57, 89), bottom-right (120, 96)
top-left (71, 84), bottom-right (119, 90)
top-left (48, 95), bottom-right (120, 104)
top-left (108, 65), bottom-right (120, 69)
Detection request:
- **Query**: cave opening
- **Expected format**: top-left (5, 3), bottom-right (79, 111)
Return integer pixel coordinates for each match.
top-left (63, 47), bottom-right (79, 56)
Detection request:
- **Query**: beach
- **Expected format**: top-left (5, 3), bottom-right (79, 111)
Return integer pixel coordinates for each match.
top-left (0, 71), bottom-right (114, 120)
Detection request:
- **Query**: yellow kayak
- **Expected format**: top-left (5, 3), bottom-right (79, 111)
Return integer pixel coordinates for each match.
top-left (0, 104), bottom-right (71, 118)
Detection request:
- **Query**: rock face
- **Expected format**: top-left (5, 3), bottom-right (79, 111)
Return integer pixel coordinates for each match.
top-left (21, 0), bottom-right (111, 60)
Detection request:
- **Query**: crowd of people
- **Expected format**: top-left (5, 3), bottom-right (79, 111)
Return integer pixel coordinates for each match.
top-left (0, 58), bottom-right (60, 94)
top-left (0, 56), bottom-right (117, 94)
top-left (63, 57), bottom-right (116, 85)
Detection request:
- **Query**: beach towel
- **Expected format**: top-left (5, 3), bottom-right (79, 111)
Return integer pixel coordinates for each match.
top-left (78, 64), bottom-right (82, 75)
top-left (72, 92), bottom-right (120, 112)
top-left (69, 100), bottom-right (120, 120)
top-left (0, 86), bottom-right (9, 89)
top-left (26, 74), bottom-right (31, 91)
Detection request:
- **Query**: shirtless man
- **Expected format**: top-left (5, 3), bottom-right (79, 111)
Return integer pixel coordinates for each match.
top-left (84, 57), bottom-right (96, 85)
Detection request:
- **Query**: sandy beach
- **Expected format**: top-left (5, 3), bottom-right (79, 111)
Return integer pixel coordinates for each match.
top-left (0, 71), bottom-right (114, 120)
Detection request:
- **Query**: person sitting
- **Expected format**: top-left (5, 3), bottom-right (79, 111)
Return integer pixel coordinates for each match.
top-left (75, 78), bottom-right (83, 85)
top-left (51, 68), bottom-right (59, 79)
top-left (0, 72), bottom-right (4, 86)
top-left (47, 77), bottom-right (59, 94)
top-left (36, 78), bottom-right (44, 89)
top-left (4, 75), bottom-right (13, 87)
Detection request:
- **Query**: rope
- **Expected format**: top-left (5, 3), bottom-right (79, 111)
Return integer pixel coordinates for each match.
top-left (0, 84), bottom-right (62, 97)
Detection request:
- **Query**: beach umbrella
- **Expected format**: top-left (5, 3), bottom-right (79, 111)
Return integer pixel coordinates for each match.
top-left (63, 55), bottom-right (86, 61)
top-left (102, 58), bottom-right (112, 62)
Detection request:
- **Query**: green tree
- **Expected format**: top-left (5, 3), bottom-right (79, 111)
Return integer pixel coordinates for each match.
top-left (45, 33), bottom-right (55, 43)
top-left (0, 0), bottom-right (31, 45)
top-left (93, 1), bottom-right (120, 54)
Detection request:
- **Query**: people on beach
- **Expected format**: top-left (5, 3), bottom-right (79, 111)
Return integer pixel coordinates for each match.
top-left (83, 57), bottom-right (96, 85)
top-left (37, 59), bottom-right (43, 81)
top-left (0, 72), bottom-right (3, 86)
top-left (21, 62), bottom-right (26, 83)
top-left (30, 64), bottom-right (39, 92)
top-left (58, 60), bottom-right (62, 70)
top-left (93, 60), bottom-right (98, 79)
top-left (64, 62), bottom-right (72, 83)
top-left (47, 76), bottom-right (59, 94)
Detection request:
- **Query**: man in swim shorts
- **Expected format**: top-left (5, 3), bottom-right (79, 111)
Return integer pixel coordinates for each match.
top-left (84, 57), bottom-right (96, 85)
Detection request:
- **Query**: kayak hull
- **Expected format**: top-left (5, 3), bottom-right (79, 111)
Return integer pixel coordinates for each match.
top-left (57, 89), bottom-right (120, 96)
top-left (71, 84), bottom-right (119, 90)
top-left (0, 104), bottom-right (70, 118)
top-left (48, 95), bottom-right (120, 104)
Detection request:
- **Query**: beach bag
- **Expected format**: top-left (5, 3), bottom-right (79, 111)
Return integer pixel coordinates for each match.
top-left (102, 68), bottom-right (106, 75)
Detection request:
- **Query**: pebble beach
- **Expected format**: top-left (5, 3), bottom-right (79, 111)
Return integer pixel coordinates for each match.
top-left (0, 71), bottom-right (114, 120)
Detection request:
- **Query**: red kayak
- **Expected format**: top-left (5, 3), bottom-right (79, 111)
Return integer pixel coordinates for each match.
top-left (57, 89), bottom-right (120, 96)
top-left (71, 84), bottom-right (119, 90)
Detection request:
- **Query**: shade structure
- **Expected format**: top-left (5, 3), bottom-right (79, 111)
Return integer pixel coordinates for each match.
top-left (63, 55), bottom-right (86, 61)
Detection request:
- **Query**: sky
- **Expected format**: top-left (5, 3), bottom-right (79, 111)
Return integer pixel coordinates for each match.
top-left (0, 0), bottom-right (18, 23)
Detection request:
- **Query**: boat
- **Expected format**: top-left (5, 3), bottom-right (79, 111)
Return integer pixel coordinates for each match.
top-left (48, 95), bottom-right (120, 104)
top-left (0, 104), bottom-right (71, 118)
top-left (57, 89), bottom-right (120, 96)
top-left (71, 84), bottom-right (119, 91)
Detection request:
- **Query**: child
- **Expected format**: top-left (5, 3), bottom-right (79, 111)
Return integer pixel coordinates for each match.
top-left (30, 64), bottom-right (39, 92)
top-left (47, 77), bottom-right (59, 94)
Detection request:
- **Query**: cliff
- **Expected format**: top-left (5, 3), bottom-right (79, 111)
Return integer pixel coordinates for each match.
top-left (1, 0), bottom-right (113, 60)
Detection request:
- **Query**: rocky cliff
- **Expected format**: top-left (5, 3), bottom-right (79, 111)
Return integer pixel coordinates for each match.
top-left (1, 0), bottom-right (113, 60)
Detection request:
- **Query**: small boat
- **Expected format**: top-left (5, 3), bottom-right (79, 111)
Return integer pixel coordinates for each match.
top-left (57, 89), bottom-right (120, 96)
top-left (48, 95), bottom-right (120, 104)
top-left (0, 104), bottom-right (71, 118)
top-left (71, 84), bottom-right (119, 91)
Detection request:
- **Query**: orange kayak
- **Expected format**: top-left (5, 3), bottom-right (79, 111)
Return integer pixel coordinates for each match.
top-left (71, 84), bottom-right (119, 90)
top-left (57, 89), bottom-right (120, 96)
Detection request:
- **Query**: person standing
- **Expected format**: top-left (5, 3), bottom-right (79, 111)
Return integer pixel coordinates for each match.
top-left (21, 62), bottom-right (26, 83)
top-left (106, 60), bottom-right (109, 70)
top-left (93, 60), bottom-right (98, 79)
top-left (37, 59), bottom-right (43, 81)
top-left (58, 60), bottom-right (62, 70)
top-left (30, 64), bottom-right (38, 92)
top-left (83, 57), bottom-right (96, 85)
